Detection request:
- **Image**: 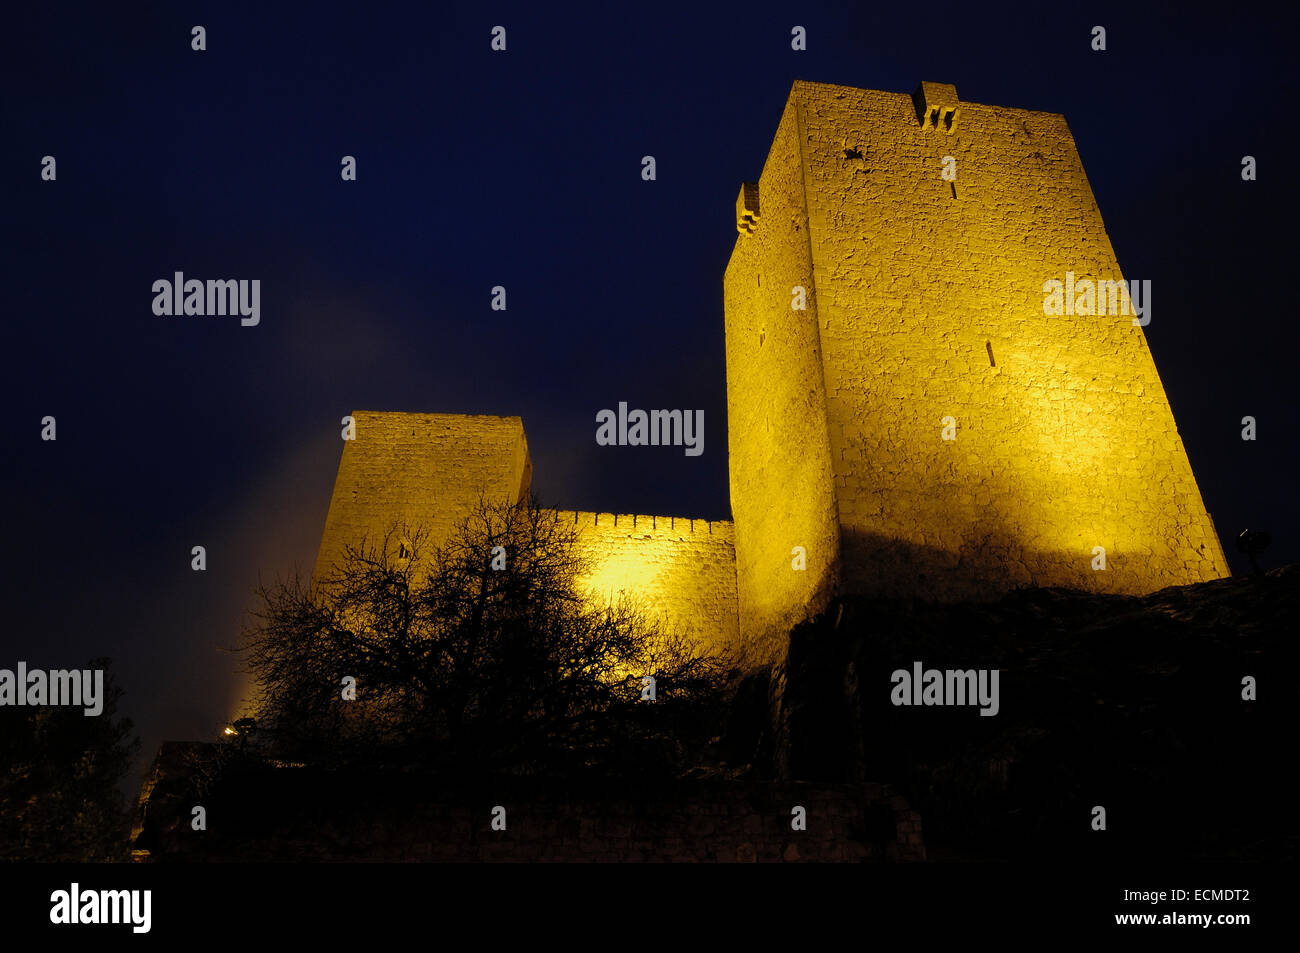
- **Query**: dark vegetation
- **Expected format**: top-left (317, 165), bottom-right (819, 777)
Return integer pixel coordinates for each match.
top-left (132, 502), bottom-right (1297, 862)
top-left (237, 496), bottom-right (735, 781)
top-left (0, 659), bottom-right (139, 862)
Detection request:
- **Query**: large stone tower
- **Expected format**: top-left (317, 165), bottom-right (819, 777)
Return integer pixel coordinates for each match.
top-left (724, 80), bottom-right (1229, 663)
top-left (314, 412), bottom-right (532, 582)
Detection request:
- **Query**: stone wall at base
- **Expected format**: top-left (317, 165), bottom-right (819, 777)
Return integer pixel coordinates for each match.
top-left (131, 744), bottom-right (924, 863)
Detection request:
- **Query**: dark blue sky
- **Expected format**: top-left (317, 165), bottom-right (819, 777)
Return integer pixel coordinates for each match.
top-left (4, 0), bottom-right (1294, 783)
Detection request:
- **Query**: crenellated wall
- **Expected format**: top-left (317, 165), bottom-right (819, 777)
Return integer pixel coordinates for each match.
top-left (549, 510), bottom-right (740, 662)
top-left (313, 417), bottom-right (739, 661)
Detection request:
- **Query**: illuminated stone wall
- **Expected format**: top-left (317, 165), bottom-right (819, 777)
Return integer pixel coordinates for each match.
top-left (724, 97), bottom-right (842, 668)
top-left (314, 411), bottom-right (532, 580)
top-left (725, 80), bottom-right (1229, 648)
top-left (314, 415), bottom-right (739, 660)
top-left (551, 510), bottom-right (740, 661)
top-left (315, 81), bottom-right (1230, 676)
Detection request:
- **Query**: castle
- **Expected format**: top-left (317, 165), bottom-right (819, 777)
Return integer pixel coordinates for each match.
top-left (314, 80), bottom-right (1229, 671)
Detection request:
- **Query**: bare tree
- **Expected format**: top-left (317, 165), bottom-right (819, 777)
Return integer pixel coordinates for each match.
top-left (240, 496), bottom-right (733, 778)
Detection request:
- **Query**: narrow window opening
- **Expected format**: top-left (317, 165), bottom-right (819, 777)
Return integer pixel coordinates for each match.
top-left (985, 341), bottom-right (996, 367)
top-left (950, 182), bottom-right (957, 199)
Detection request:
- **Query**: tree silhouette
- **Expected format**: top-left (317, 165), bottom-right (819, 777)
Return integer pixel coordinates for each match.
top-left (240, 496), bottom-right (733, 778)
top-left (0, 658), bottom-right (139, 861)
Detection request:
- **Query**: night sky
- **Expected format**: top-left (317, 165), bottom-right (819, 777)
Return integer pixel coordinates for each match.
top-left (4, 1), bottom-right (1294, 785)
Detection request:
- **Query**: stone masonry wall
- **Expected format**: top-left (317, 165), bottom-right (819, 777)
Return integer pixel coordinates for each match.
top-left (314, 411), bottom-right (531, 580)
top-left (312, 416), bottom-right (739, 662)
top-left (798, 80), bottom-right (1228, 597)
top-left (551, 510), bottom-right (741, 662)
top-left (723, 95), bottom-right (842, 669)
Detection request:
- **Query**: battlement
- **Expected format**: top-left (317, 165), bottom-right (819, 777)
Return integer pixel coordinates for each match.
top-left (910, 80), bottom-right (960, 129)
top-left (550, 510), bottom-right (733, 536)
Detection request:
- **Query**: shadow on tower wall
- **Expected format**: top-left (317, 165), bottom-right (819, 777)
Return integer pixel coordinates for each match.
top-left (837, 524), bottom-right (1182, 603)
